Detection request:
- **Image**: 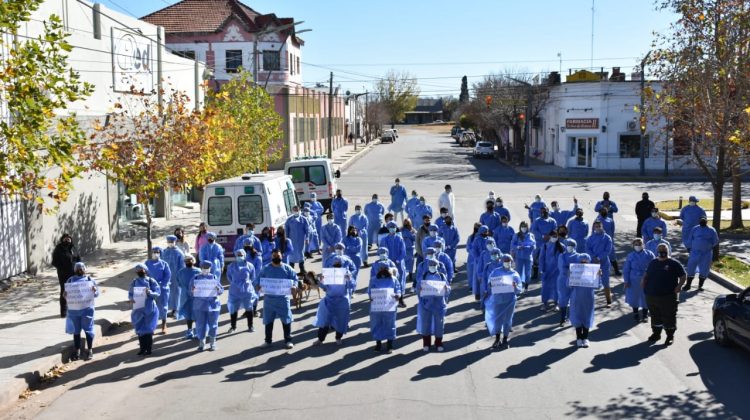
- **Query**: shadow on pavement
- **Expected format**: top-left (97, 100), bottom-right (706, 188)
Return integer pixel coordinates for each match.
top-left (498, 346), bottom-right (578, 379)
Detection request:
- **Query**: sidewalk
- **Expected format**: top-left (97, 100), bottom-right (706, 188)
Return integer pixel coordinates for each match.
top-left (0, 142), bottom-right (379, 412)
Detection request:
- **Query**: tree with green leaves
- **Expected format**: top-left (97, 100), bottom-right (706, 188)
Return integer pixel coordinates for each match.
top-left (459, 76), bottom-right (469, 103)
top-left (206, 68), bottom-right (283, 178)
top-left (375, 70), bottom-right (420, 127)
top-left (0, 0), bottom-right (93, 210)
top-left (644, 0), bottom-right (750, 232)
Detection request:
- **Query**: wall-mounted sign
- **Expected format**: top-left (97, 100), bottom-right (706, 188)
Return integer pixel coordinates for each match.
top-left (111, 28), bottom-right (154, 93)
top-left (566, 118), bottom-right (599, 129)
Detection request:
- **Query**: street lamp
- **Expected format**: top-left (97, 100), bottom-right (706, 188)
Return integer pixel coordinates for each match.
top-left (507, 76), bottom-right (532, 167)
top-left (253, 21), bottom-right (305, 84)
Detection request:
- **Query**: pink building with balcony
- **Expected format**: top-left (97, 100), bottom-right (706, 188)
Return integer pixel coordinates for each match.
top-left (142, 0), bottom-right (346, 168)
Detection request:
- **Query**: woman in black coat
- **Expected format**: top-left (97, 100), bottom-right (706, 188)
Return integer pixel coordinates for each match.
top-left (51, 234), bottom-right (80, 317)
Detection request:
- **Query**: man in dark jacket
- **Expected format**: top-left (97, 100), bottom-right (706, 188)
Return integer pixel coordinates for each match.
top-left (635, 192), bottom-right (655, 238)
top-left (51, 234), bottom-right (80, 317)
top-left (642, 243), bottom-right (687, 345)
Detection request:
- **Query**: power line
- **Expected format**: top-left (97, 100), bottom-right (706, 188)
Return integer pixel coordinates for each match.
top-left (305, 56), bottom-right (641, 67)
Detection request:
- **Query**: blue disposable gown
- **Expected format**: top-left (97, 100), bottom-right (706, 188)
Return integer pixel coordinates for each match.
top-left (551, 206), bottom-right (577, 227)
top-left (415, 259), bottom-right (448, 287)
top-left (349, 213), bottom-right (369, 263)
top-left (528, 201), bottom-right (546, 222)
top-left (510, 233), bottom-right (536, 284)
top-left (406, 197), bottom-right (421, 222)
top-left (466, 233), bottom-right (478, 293)
top-left (474, 249), bottom-right (495, 290)
top-left (162, 246), bottom-right (185, 312)
top-left (198, 242), bottom-right (224, 279)
top-left (416, 271), bottom-right (450, 336)
top-left (305, 213), bottom-right (320, 252)
top-left (189, 273), bottom-right (223, 340)
top-left (285, 214), bottom-right (310, 264)
top-left (402, 228), bottom-right (417, 275)
top-left (680, 205), bottom-right (707, 247)
top-left (594, 216), bottom-right (616, 261)
top-left (274, 237), bottom-right (294, 264)
top-left (233, 233), bottom-right (263, 255)
top-left (484, 267), bottom-right (521, 336)
top-left (568, 256), bottom-right (601, 329)
top-left (255, 264), bottom-right (297, 325)
top-left (421, 234), bottom-right (440, 257)
top-left (342, 236), bottom-right (363, 275)
top-left (567, 218), bottom-right (589, 253)
top-left (129, 276), bottom-right (160, 336)
top-left (493, 225), bottom-right (515, 254)
top-left (246, 254), bottom-right (263, 281)
top-left (389, 184), bottom-right (408, 213)
top-left (532, 216), bottom-right (558, 247)
top-left (495, 206), bottom-right (511, 223)
top-left (369, 259), bottom-right (397, 289)
top-left (539, 242), bottom-right (562, 304)
top-left (435, 217), bottom-right (446, 231)
top-left (686, 225), bottom-right (719, 277)
top-left (260, 238), bottom-right (274, 265)
top-left (480, 211), bottom-right (502, 232)
top-left (369, 275), bottom-right (402, 340)
top-left (439, 224), bottom-right (461, 264)
top-left (435, 252), bottom-right (454, 283)
top-left (332, 197), bottom-right (349, 235)
top-left (380, 234), bottom-right (407, 290)
top-left (364, 201), bottom-right (386, 246)
top-left (480, 260), bottom-right (504, 300)
top-left (646, 238), bottom-right (671, 256)
top-left (641, 217), bottom-right (668, 242)
top-left (145, 258), bottom-right (171, 321)
top-left (313, 268), bottom-right (357, 334)
top-left (415, 203), bottom-right (434, 222)
top-left (310, 201), bottom-right (325, 248)
top-left (176, 266), bottom-right (200, 320)
top-left (557, 252), bottom-right (578, 307)
top-left (227, 261), bottom-right (258, 313)
top-left (321, 223), bottom-right (343, 262)
top-left (65, 275), bottom-right (99, 335)
top-left (623, 249), bottom-right (654, 308)
top-left (586, 232), bottom-right (613, 288)
top-left (595, 199), bottom-right (619, 217)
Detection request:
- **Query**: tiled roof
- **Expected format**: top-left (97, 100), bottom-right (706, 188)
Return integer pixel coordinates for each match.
top-left (141, 0), bottom-right (292, 35)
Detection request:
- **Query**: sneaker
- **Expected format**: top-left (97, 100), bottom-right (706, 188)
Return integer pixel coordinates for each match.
top-left (198, 342), bottom-right (205, 352)
top-left (209, 340), bottom-right (216, 352)
top-left (422, 346), bottom-right (430, 352)
top-left (185, 329), bottom-right (194, 339)
top-left (285, 342), bottom-right (294, 350)
top-left (436, 346), bottom-right (445, 352)
top-left (553, 306), bottom-right (560, 312)
top-left (576, 339), bottom-right (583, 348)
top-left (582, 339), bottom-right (590, 348)
top-left (260, 341), bottom-right (272, 349)
top-left (228, 327), bottom-right (236, 334)
top-left (70, 350), bottom-right (80, 361)
top-left (84, 349), bottom-right (94, 361)
top-left (312, 340), bottom-right (323, 347)
top-left (335, 339), bottom-right (343, 346)
top-left (398, 300), bottom-right (407, 309)
top-left (248, 326), bottom-right (256, 333)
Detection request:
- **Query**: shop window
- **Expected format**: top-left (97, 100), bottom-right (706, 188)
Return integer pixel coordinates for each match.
top-left (619, 134), bottom-right (649, 158)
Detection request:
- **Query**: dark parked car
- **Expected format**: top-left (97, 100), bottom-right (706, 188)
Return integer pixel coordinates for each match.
top-left (713, 286), bottom-right (750, 351)
top-left (381, 130), bottom-right (395, 143)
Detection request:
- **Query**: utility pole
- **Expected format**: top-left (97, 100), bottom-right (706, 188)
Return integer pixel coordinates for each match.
top-left (639, 51), bottom-right (651, 176)
top-left (525, 86), bottom-right (532, 167)
top-left (364, 91), bottom-right (369, 144)
top-left (252, 38), bottom-right (258, 84)
top-left (327, 72), bottom-right (334, 159)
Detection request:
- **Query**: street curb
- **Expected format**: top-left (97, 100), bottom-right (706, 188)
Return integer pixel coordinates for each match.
top-left (708, 270), bottom-right (745, 293)
top-left (338, 140), bottom-right (381, 172)
top-left (496, 159), bottom-right (708, 182)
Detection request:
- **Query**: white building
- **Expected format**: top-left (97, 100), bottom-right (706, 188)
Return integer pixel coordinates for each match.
top-left (535, 69), bottom-right (693, 171)
top-left (1, 0), bottom-right (204, 277)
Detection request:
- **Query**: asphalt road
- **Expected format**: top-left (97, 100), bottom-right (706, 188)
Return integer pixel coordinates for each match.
top-left (8, 126), bottom-right (750, 420)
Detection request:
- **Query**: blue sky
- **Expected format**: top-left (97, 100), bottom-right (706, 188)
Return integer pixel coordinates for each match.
top-left (98, 0), bottom-right (677, 97)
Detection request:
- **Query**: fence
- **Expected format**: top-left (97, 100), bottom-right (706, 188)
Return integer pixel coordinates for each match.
top-left (0, 196), bottom-right (28, 280)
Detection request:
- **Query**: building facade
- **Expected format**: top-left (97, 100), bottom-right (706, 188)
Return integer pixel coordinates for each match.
top-left (142, 0), bottom-right (347, 168)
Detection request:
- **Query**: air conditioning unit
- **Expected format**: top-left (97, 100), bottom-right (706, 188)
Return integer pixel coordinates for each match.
top-left (627, 120), bottom-right (638, 131)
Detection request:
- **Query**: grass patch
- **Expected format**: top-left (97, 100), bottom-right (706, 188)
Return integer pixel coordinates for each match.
top-left (713, 255), bottom-right (750, 288)
top-left (656, 199), bottom-right (749, 212)
top-left (720, 220), bottom-right (750, 236)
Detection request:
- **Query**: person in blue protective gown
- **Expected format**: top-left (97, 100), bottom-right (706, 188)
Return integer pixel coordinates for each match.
top-left (233, 223), bottom-right (263, 256)
top-left (493, 215), bottom-right (515, 255)
top-left (242, 239), bottom-right (264, 316)
top-left (128, 263), bottom-right (160, 356)
top-left (494, 197), bottom-right (511, 223)
top-left (370, 247), bottom-right (398, 289)
top-left (432, 240), bottom-right (454, 284)
top-left (312, 256), bottom-right (358, 346)
top-left (641, 208), bottom-right (668, 243)
top-left (466, 223), bottom-right (481, 298)
top-left (587, 220), bottom-right (614, 307)
top-left (531, 207), bottom-right (558, 272)
top-left (190, 261), bottom-right (224, 351)
top-left (646, 227), bottom-right (671, 256)
top-left (557, 240), bottom-right (579, 327)
top-left (679, 196), bottom-right (706, 251)
top-left (439, 214), bottom-right (460, 269)
top-left (325, 243), bottom-right (358, 298)
top-left (683, 216), bottom-right (720, 291)
top-left (421, 224), bottom-right (441, 256)
top-left (594, 191), bottom-right (619, 218)
top-left (379, 221), bottom-right (407, 307)
top-left (309, 193), bottom-right (325, 252)
top-left (569, 253), bottom-right (602, 348)
top-left (526, 194), bottom-right (547, 223)
top-left (406, 190), bottom-right (421, 223)
top-left (349, 204), bottom-right (369, 266)
top-left (198, 232), bottom-right (224, 280)
top-left (415, 196), bottom-right (434, 223)
top-left (479, 249), bottom-right (505, 310)
top-left (364, 194), bottom-right (386, 249)
top-left (369, 265), bottom-right (402, 354)
top-left (416, 259), bottom-right (450, 352)
top-left (259, 227), bottom-right (275, 265)
top-left (474, 237), bottom-right (498, 296)
top-left (415, 247), bottom-right (448, 286)
top-left (255, 249), bottom-right (298, 349)
top-left (176, 254), bottom-right (200, 338)
top-left (623, 238), bottom-right (654, 323)
top-left (145, 246), bottom-right (171, 334)
top-left (538, 230), bottom-right (563, 311)
top-left (510, 222), bottom-right (536, 291)
top-left (567, 208), bottom-right (589, 253)
top-left (595, 207), bottom-right (621, 276)
top-left (332, 189), bottom-right (349, 237)
top-left (389, 178), bottom-right (408, 222)
top-left (480, 200), bottom-right (502, 232)
top-left (484, 254), bottom-right (521, 350)
top-left (343, 227), bottom-right (363, 276)
top-left (163, 235), bottom-right (185, 319)
top-left (274, 226), bottom-right (294, 265)
top-left (285, 205), bottom-right (310, 275)
top-left (226, 249), bottom-right (257, 334)
top-left (302, 205), bottom-right (319, 256)
top-left (402, 219), bottom-right (417, 285)
top-left (64, 262), bottom-right (99, 361)
top-left (321, 213), bottom-right (343, 263)
top-left (550, 198), bottom-right (578, 227)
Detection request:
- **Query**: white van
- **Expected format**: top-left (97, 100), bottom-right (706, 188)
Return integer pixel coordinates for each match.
top-left (284, 157), bottom-right (340, 211)
top-left (201, 172), bottom-right (298, 259)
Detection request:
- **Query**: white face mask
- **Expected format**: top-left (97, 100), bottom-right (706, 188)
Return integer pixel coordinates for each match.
top-left (550, 237), bottom-right (558, 243)
top-left (328, 220), bottom-right (334, 225)
top-left (491, 255), bottom-right (501, 262)
top-left (167, 243), bottom-right (175, 248)
top-left (689, 201), bottom-right (696, 206)
top-left (428, 266), bottom-right (437, 273)
top-left (311, 197), bottom-right (317, 202)
top-left (379, 254), bottom-right (388, 261)
top-left (356, 210), bottom-right (362, 215)
top-left (372, 199), bottom-right (378, 204)
top-left (430, 231), bottom-right (437, 237)
top-left (634, 245), bottom-right (643, 252)
top-left (151, 254), bottom-right (160, 260)
top-left (503, 262), bottom-right (511, 269)
top-left (535, 198), bottom-right (541, 203)
top-left (521, 227), bottom-right (528, 233)
top-left (497, 202), bottom-right (503, 207)
top-left (552, 207), bottom-right (560, 212)
top-left (567, 246), bottom-right (575, 253)
top-left (486, 244), bottom-right (494, 251)
top-left (654, 234), bottom-right (662, 240)
top-left (502, 222), bottom-right (508, 227)
top-left (201, 268), bottom-right (210, 274)
top-left (652, 213), bottom-right (658, 218)
top-left (441, 213), bottom-right (448, 217)
top-left (335, 249), bottom-right (344, 256)
top-left (293, 211), bottom-right (299, 216)
top-left (435, 247), bottom-right (443, 253)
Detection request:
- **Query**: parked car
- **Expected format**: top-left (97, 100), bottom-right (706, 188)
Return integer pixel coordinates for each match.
top-left (459, 130), bottom-right (477, 147)
top-left (713, 286), bottom-right (750, 351)
top-left (381, 130), bottom-right (395, 143)
top-left (434, 119), bottom-right (444, 124)
top-left (473, 141), bottom-right (495, 158)
top-left (451, 126), bottom-right (463, 140)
